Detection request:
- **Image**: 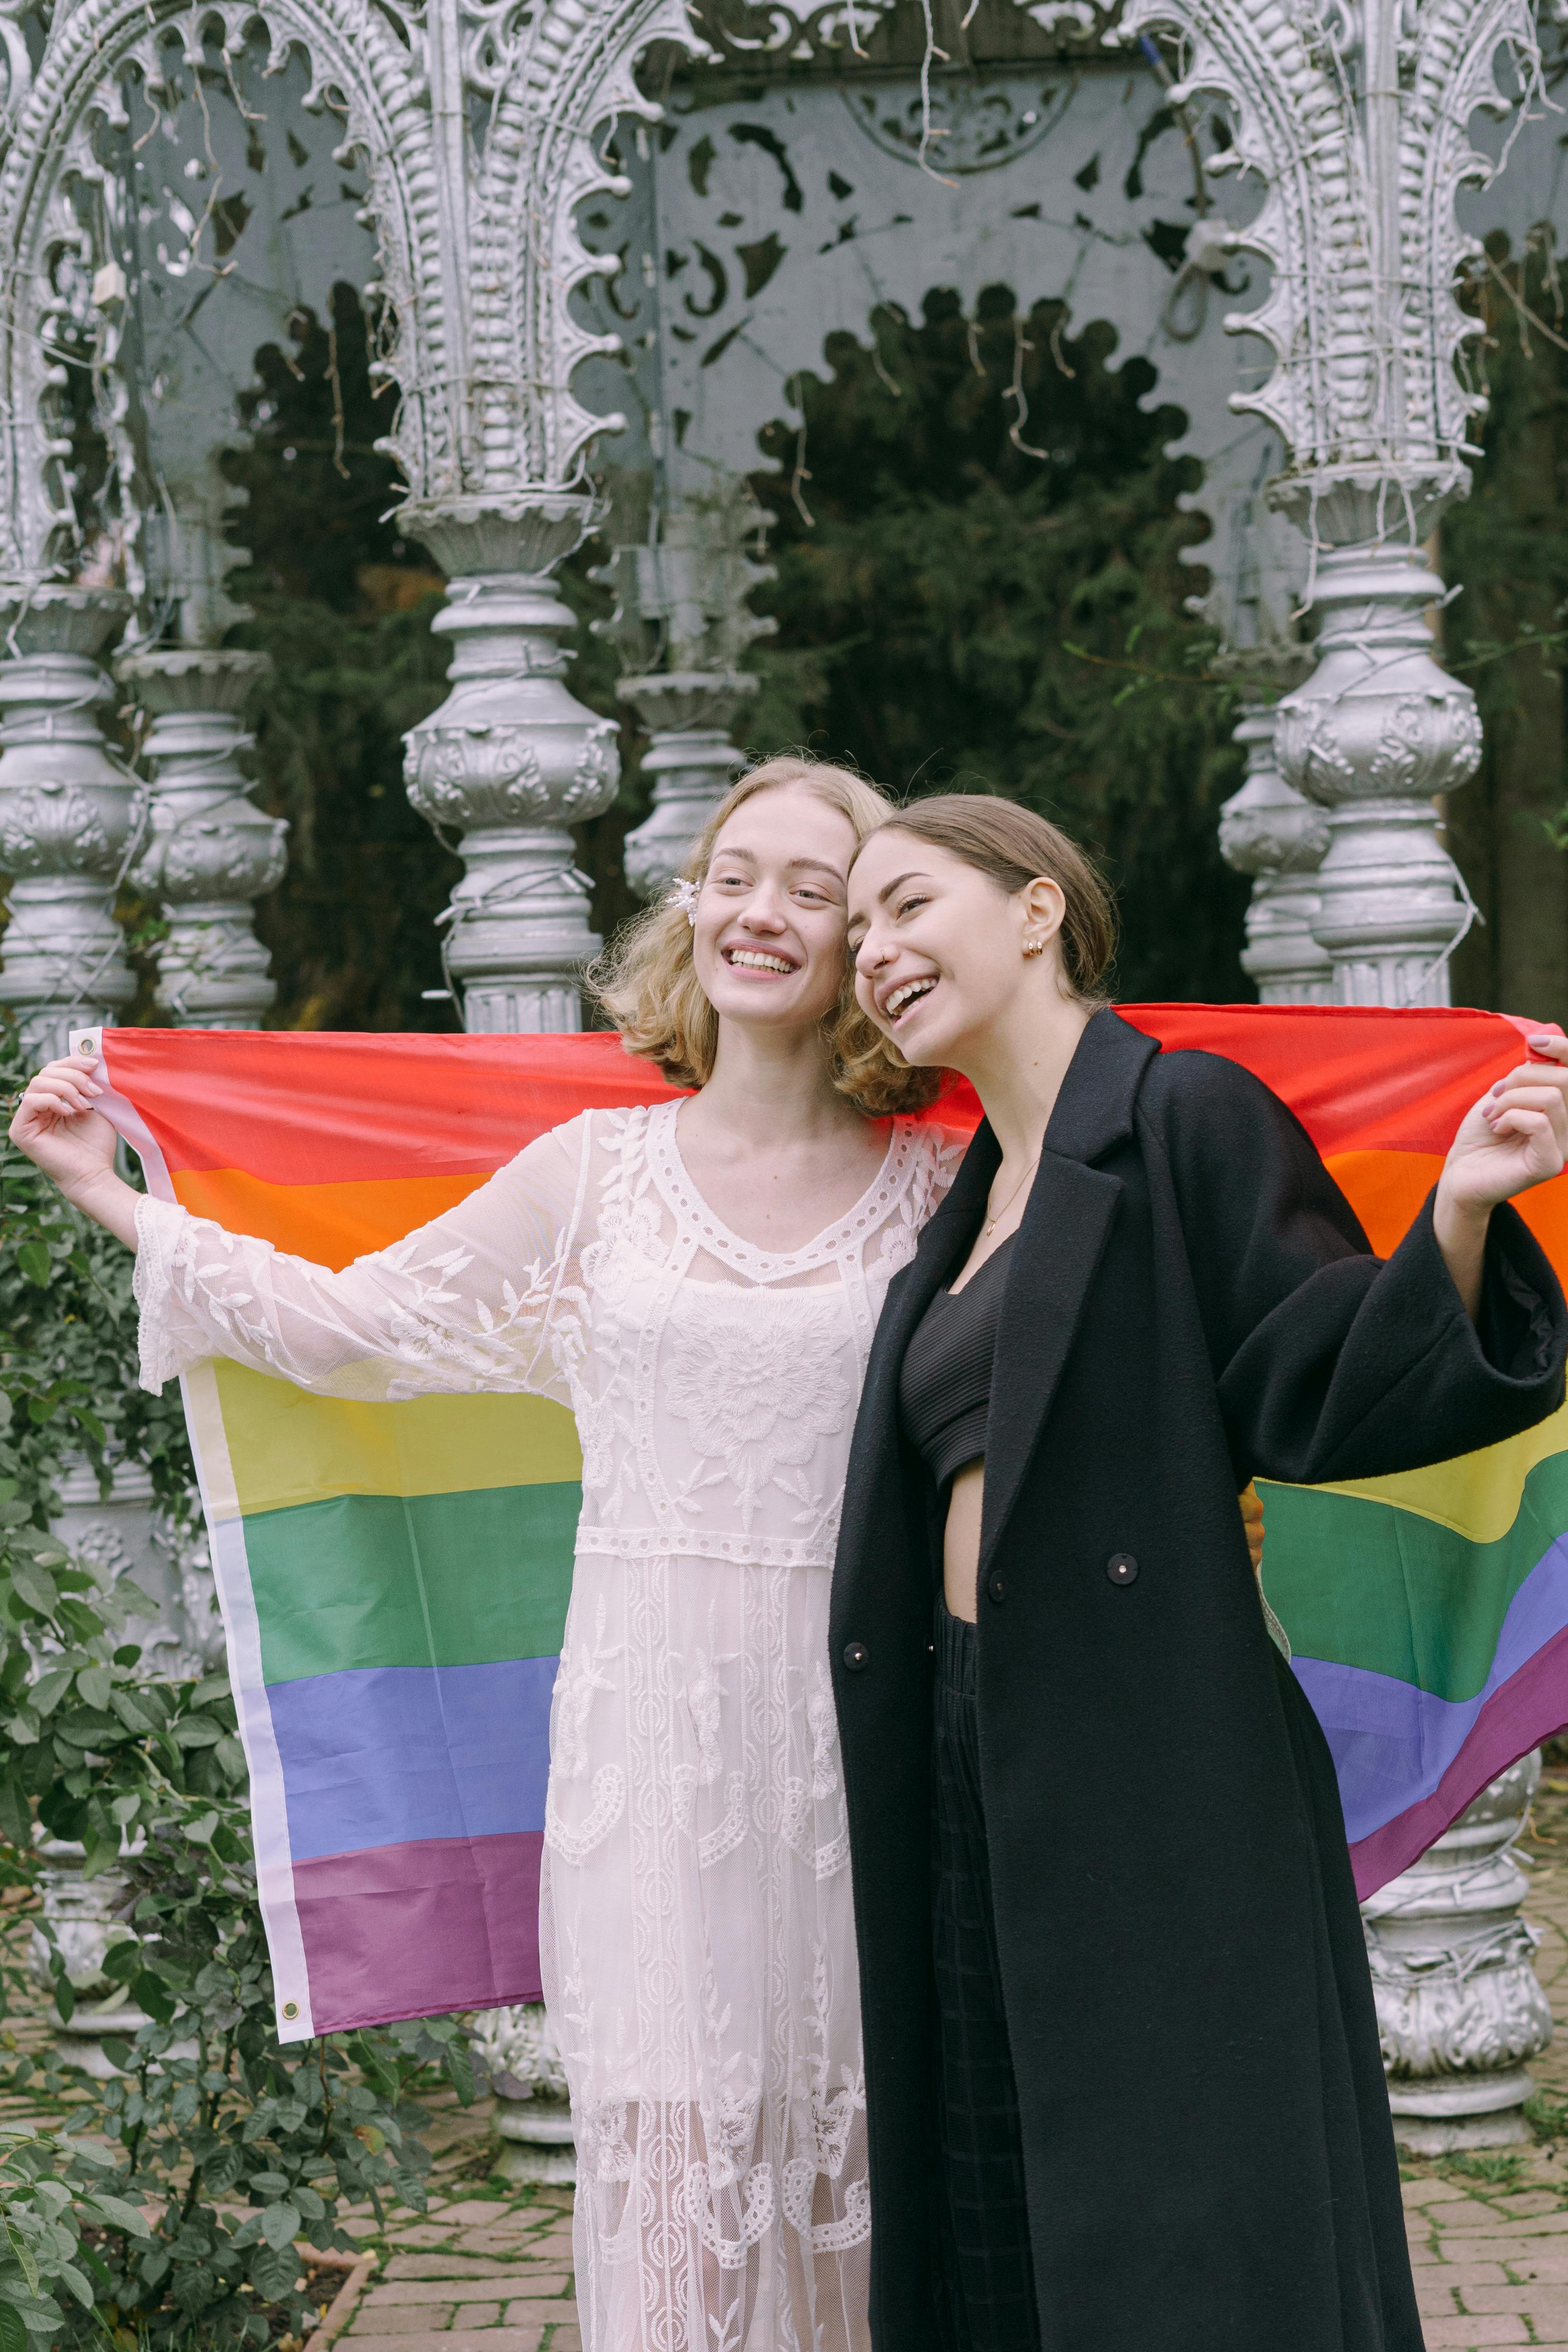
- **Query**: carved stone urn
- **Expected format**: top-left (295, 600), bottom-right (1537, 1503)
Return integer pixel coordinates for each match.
top-left (468, 2001), bottom-right (575, 2184)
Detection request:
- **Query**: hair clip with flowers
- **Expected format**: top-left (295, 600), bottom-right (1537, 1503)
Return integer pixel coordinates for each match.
top-left (668, 875), bottom-right (701, 928)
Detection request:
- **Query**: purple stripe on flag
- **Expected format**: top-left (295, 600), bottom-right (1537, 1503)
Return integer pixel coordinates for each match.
top-left (1291, 1534), bottom-right (1568, 1847)
top-left (294, 1830), bottom-right (543, 2031)
top-left (1345, 1624), bottom-right (1568, 1899)
top-left (268, 1659), bottom-right (555, 1860)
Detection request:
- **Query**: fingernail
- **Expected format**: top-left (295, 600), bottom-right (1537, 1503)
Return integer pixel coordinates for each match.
top-left (1491, 1081), bottom-right (1505, 1095)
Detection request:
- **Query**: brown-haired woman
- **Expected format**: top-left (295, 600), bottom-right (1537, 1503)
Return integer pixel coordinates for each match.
top-left (839, 794), bottom-right (1568, 2352)
top-left (11, 756), bottom-right (962, 2352)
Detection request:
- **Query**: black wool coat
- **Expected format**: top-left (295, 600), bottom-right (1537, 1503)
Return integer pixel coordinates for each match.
top-left (830, 1008), bottom-right (1568, 2352)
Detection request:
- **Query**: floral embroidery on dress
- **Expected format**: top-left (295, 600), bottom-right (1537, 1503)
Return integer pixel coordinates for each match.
top-left (663, 1293), bottom-right (851, 1534)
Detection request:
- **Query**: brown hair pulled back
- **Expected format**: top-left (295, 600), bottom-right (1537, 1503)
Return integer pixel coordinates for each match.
top-left (871, 794), bottom-right (1116, 1005)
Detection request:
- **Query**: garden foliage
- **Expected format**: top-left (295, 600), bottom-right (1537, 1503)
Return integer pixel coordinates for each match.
top-left (0, 1037), bottom-right (477, 2349)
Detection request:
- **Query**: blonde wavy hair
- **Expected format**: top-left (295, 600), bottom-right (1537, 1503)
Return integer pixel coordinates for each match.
top-left (590, 754), bottom-right (942, 1115)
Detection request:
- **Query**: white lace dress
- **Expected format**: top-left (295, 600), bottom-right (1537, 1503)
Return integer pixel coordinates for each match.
top-left (133, 1098), bottom-right (958, 2352)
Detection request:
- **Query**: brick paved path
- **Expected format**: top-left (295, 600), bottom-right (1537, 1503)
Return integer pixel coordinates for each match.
top-left (13, 1763), bottom-right (1568, 2348)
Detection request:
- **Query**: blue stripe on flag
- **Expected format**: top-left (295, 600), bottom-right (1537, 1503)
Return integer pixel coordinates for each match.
top-left (267, 1657), bottom-right (557, 1859)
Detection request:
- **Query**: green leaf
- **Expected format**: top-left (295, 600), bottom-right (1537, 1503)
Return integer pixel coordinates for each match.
top-left (9, 1527), bottom-right (66, 1563)
top-left (16, 1243), bottom-right (50, 1288)
top-left (74, 1665), bottom-right (110, 1710)
top-left (98, 1938), bottom-right (141, 1985)
top-left (27, 1670), bottom-right (70, 1719)
top-left (53, 1709), bottom-right (120, 1747)
top-left (183, 1811), bottom-right (219, 1846)
top-left (0, 2300), bottom-right (26, 2352)
top-left (0, 1712), bottom-right (37, 1749)
top-left (215, 1736), bottom-right (248, 1781)
top-left (49, 1979), bottom-right (73, 2027)
top-left (54, 2263), bottom-right (92, 2311)
top-left (250, 2241), bottom-right (300, 2301)
top-left (189, 1674), bottom-right (232, 1706)
top-left (6, 1567), bottom-right (54, 1617)
top-left (132, 1972), bottom-right (176, 2025)
top-left (78, 2192), bottom-right (150, 2239)
top-left (172, 1717), bottom-right (222, 1749)
top-left (2, 2225), bottom-right (36, 2297)
top-left (260, 2203), bottom-right (301, 2251)
top-left (106, 1687), bottom-right (158, 1737)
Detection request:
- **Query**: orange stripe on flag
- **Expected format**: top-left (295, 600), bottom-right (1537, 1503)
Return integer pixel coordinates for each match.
top-left (1323, 1151), bottom-right (1568, 1286)
top-left (171, 1170), bottom-right (491, 1269)
top-left (1324, 1152), bottom-right (1443, 1260)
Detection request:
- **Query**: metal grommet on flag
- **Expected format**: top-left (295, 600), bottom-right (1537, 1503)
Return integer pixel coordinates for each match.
top-left (282, 2001), bottom-right (299, 2021)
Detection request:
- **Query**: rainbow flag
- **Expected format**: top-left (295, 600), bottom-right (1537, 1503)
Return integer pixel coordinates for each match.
top-left (80, 1007), bottom-right (1568, 2040)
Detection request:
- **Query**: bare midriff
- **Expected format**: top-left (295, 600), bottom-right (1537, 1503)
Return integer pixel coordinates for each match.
top-left (944, 1458), bottom-right (985, 1622)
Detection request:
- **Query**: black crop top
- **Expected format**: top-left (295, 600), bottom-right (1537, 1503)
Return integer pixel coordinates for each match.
top-left (898, 1232), bottom-right (1017, 1488)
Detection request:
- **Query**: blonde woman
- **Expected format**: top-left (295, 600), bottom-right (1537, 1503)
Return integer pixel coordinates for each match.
top-left (11, 757), bottom-right (959, 2352)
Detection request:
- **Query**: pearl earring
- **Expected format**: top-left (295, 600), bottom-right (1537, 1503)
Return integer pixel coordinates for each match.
top-left (1023, 936), bottom-right (1045, 959)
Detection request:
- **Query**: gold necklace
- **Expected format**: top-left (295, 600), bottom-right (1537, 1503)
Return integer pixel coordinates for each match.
top-left (983, 1149), bottom-right (1042, 1237)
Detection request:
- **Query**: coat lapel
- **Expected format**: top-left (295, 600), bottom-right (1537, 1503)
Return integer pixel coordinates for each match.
top-left (978, 1010), bottom-right (1159, 1575)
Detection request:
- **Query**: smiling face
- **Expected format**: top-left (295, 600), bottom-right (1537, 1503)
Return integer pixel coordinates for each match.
top-left (691, 784), bottom-right (863, 1035)
top-left (848, 827), bottom-right (1068, 1068)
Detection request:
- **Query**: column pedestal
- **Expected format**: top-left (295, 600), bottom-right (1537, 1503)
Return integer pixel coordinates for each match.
top-left (1365, 1754), bottom-right (1552, 2151)
top-left (0, 586), bottom-right (138, 1062)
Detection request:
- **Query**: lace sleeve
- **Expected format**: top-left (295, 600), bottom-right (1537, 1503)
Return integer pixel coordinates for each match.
top-left (131, 1114), bottom-right (593, 1404)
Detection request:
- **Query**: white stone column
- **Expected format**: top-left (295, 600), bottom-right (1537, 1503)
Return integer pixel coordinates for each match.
top-left (0, 585), bottom-right (139, 1064)
top-left (1364, 1753), bottom-right (1553, 2150)
top-left (401, 497), bottom-right (620, 1034)
top-left (1218, 701), bottom-right (1333, 1005)
top-left (116, 649), bottom-right (285, 1027)
top-left (1273, 524), bottom-right (1482, 1007)
top-left (591, 491), bottom-right (775, 900)
top-left (618, 679), bottom-right (750, 902)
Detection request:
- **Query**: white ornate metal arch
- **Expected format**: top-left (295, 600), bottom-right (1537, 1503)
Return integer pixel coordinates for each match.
top-left (1112, 0), bottom-right (1539, 504)
top-left (0, 0), bottom-right (446, 580)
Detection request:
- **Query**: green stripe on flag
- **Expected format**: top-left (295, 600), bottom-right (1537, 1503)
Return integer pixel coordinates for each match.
top-left (243, 1482), bottom-right (580, 1684)
top-left (1260, 1448), bottom-right (1568, 1699)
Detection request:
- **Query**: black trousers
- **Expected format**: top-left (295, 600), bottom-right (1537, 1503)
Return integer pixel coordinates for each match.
top-left (931, 1601), bottom-right (1042, 2352)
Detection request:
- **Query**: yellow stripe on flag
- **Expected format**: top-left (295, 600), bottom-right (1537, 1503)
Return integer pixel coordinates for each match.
top-left (212, 1361), bottom-right (582, 1518)
top-left (1286, 1398), bottom-right (1568, 1545)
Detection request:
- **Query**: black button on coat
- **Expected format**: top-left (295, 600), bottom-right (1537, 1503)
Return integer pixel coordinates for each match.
top-left (829, 1009), bottom-right (1568, 2352)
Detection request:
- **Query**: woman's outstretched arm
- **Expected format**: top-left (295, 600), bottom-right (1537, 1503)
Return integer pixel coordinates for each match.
top-left (1154, 1042), bottom-right (1568, 1491)
top-left (8, 1050), bottom-right (588, 1404)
